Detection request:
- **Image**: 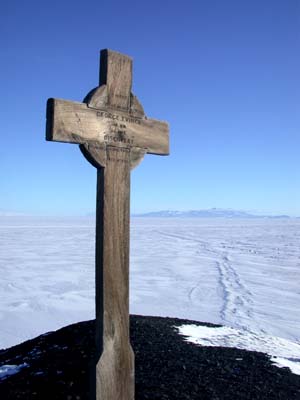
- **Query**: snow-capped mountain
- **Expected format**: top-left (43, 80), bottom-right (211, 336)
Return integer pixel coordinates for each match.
top-left (133, 208), bottom-right (290, 218)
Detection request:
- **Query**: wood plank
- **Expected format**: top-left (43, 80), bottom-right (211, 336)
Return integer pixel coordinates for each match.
top-left (95, 147), bottom-right (134, 400)
top-left (46, 98), bottom-right (169, 155)
top-left (99, 49), bottom-right (132, 111)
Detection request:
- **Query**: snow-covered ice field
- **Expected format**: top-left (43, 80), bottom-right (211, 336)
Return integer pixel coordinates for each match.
top-left (0, 216), bottom-right (299, 373)
top-left (131, 218), bottom-right (300, 341)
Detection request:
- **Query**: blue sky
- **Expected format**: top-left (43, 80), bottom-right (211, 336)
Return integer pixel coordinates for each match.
top-left (0, 0), bottom-right (299, 216)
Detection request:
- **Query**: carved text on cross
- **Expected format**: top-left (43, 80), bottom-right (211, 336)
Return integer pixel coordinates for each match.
top-left (46, 49), bottom-right (169, 169)
top-left (46, 49), bottom-right (169, 400)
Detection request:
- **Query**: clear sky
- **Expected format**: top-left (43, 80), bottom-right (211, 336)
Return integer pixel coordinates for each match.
top-left (0, 0), bottom-right (299, 216)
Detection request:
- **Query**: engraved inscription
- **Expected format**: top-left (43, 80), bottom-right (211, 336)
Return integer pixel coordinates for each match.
top-left (107, 147), bottom-right (129, 163)
top-left (111, 122), bottom-right (127, 135)
top-left (96, 111), bottom-right (141, 125)
top-left (121, 116), bottom-right (141, 125)
top-left (104, 134), bottom-right (134, 145)
top-left (103, 121), bottom-right (135, 146)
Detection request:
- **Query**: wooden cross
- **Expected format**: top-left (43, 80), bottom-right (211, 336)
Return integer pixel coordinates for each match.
top-left (46, 49), bottom-right (169, 400)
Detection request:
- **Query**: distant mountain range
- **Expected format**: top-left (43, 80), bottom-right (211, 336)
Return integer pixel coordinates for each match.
top-left (133, 208), bottom-right (291, 219)
top-left (0, 209), bottom-right (294, 219)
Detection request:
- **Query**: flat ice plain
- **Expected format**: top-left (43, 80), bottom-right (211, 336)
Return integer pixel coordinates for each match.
top-left (0, 216), bottom-right (299, 373)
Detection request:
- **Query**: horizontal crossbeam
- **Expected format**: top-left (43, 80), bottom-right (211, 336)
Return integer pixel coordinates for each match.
top-left (46, 98), bottom-right (169, 156)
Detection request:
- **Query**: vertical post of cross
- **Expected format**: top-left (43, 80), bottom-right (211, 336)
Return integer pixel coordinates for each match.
top-left (92, 50), bottom-right (135, 400)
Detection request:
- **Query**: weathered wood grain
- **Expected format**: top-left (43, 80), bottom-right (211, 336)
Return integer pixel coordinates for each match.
top-left (99, 49), bottom-right (132, 111)
top-left (85, 85), bottom-right (145, 118)
top-left (95, 147), bottom-right (134, 400)
top-left (46, 98), bottom-right (169, 156)
top-left (46, 49), bottom-right (170, 400)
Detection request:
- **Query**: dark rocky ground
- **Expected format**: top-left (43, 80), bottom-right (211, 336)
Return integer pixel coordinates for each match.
top-left (0, 315), bottom-right (300, 399)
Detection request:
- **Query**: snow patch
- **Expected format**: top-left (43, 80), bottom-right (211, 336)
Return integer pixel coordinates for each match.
top-left (0, 363), bottom-right (28, 379)
top-left (177, 324), bottom-right (300, 376)
top-left (271, 357), bottom-right (300, 376)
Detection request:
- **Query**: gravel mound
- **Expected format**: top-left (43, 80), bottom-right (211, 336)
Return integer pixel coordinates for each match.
top-left (0, 315), bottom-right (299, 399)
